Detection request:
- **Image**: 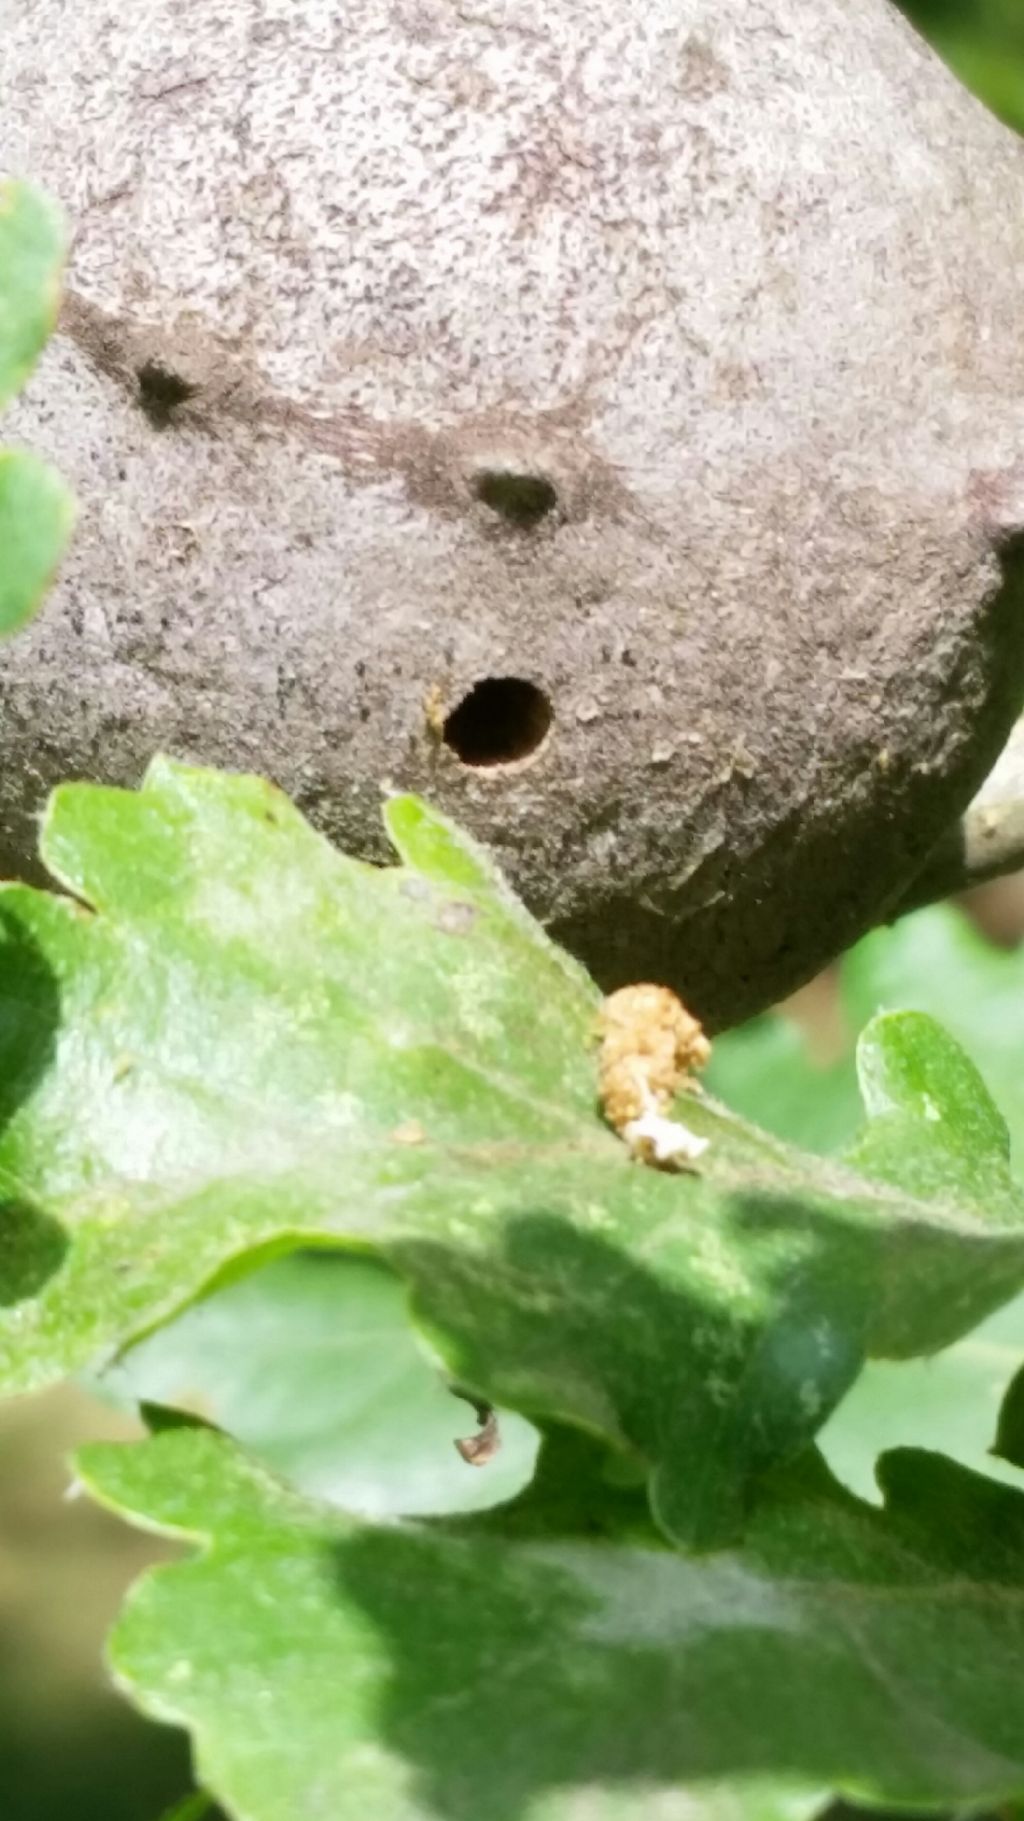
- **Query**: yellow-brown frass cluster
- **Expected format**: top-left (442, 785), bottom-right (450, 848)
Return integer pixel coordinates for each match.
top-left (597, 984), bottom-right (711, 1167)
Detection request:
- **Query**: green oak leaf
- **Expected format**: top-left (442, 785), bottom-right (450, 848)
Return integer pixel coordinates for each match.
top-left (0, 447), bottom-right (76, 634)
top-left (97, 1251), bottom-right (538, 1517)
top-left (995, 1350), bottom-right (1024, 1470)
top-left (847, 1006), bottom-right (1011, 1204)
top-left (3, 761), bottom-right (1024, 1547)
top-left (842, 904), bottom-right (1024, 1167)
top-left (836, 1010), bottom-right (1024, 1494)
top-left (78, 1422), bottom-right (1024, 1821)
top-left (0, 181), bottom-right (65, 409)
top-left (0, 180), bottom-right (74, 634)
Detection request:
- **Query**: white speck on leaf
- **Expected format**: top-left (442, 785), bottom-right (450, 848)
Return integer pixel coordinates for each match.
top-left (622, 1109), bottom-right (709, 1169)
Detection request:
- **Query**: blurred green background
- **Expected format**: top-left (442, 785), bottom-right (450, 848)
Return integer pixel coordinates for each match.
top-left (6, 6), bottom-right (1024, 1819)
top-left (0, 1390), bottom-right (201, 1820)
top-left (897, 0), bottom-right (1024, 131)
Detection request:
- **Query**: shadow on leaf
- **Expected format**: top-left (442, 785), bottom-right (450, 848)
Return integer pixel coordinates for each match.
top-left (394, 1200), bottom-right (878, 1550)
top-left (327, 1440), bottom-right (1024, 1821)
top-left (0, 906), bottom-right (66, 1301)
top-left (0, 1196), bottom-right (66, 1304)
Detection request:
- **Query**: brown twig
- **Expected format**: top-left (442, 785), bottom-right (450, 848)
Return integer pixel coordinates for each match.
top-left (889, 798), bottom-right (1024, 920)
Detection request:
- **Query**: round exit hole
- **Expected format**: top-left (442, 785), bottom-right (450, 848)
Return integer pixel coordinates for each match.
top-left (443, 677), bottom-right (553, 769)
top-left (472, 468), bottom-right (559, 528)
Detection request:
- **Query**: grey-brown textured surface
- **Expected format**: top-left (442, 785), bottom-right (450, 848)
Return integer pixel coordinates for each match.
top-left (3, 0), bottom-right (1024, 1028)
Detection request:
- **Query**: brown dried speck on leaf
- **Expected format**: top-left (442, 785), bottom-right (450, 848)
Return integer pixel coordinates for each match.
top-left (452, 1391), bottom-right (502, 1467)
top-left (597, 984), bottom-right (711, 1171)
top-left (391, 1120), bottom-right (426, 1146)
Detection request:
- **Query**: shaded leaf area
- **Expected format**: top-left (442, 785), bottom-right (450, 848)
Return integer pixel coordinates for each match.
top-left (156, 1797), bottom-right (220, 1821)
top-left (98, 1252), bottom-right (538, 1517)
top-left (3, 765), bottom-right (1024, 1547)
top-left (79, 1423), bottom-right (1024, 1821)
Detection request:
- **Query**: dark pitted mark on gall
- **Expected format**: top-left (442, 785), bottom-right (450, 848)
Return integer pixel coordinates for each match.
top-left (136, 361), bottom-right (198, 430)
top-left (443, 677), bottom-right (553, 768)
top-left (473, 467), bottom-right (559, 528)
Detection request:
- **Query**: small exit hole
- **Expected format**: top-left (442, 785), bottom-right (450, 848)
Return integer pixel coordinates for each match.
top-left (473, 468), bottom-right (558, 528)
top-left (136, 361), bottom-right (198, 430)
top-left (443, 677), bottom-right (553, 768)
